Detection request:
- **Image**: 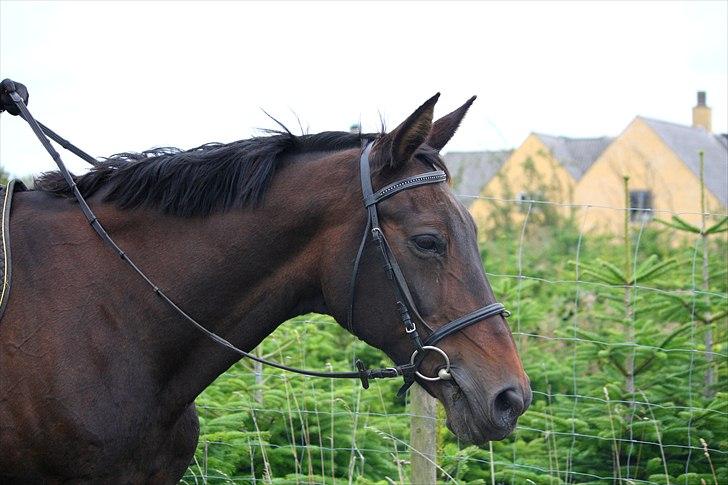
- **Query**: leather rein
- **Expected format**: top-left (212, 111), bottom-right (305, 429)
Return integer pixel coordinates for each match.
top-left (2, 79), bottom-right (509, 395)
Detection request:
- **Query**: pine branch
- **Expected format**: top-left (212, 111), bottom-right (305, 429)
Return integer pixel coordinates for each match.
top-left (634, 322), bottom-right (693, 375)
top-left (705, 216), bottom-right (728, 234)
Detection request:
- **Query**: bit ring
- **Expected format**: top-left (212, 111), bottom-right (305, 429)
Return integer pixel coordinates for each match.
top-left (410, 345), bottom-right (452, 381)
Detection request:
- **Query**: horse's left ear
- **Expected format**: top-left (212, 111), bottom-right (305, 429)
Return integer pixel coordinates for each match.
top-left (425, 96), bottom-right (477, 152)
top-left (376, 93), bottom-right (440, 170)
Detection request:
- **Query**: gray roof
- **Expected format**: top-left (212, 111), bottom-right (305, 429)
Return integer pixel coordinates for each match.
top-left (641, 117), bottom-right (728, 207)
top-left (443, 150), bottom-right (511, 204)
top-left (534, 133), bottom-right (613, 181)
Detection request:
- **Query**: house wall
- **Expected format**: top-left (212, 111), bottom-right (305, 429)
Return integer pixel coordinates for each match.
top-left (573, 117), bottom-right (725, 234)
top-left (470, 134), bottom-right (576, 229)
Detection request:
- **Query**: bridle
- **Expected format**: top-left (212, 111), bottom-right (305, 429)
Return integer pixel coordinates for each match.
top-left (349, 141), bottom-right (510, 396)
top-left (2, 79), bottom-right (509, 396)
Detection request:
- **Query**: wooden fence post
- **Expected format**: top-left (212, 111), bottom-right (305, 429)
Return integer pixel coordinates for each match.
top-left (410, 384), bottom-right (437, 484)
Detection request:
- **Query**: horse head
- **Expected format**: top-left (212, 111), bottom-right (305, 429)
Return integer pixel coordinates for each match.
top-left (324, 95), bottom-right (531, 443)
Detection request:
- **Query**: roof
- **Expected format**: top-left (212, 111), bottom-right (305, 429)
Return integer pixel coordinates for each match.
top-left (443, 150), bottom-right (511, 204)
top-left (641, 117), bottom-right (728, 207)
top-left (534, 134), bottom-right (613, 181)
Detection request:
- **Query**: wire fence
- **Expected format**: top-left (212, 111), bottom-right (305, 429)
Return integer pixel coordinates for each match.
top-left (182, 192), bottom-right (727, 485)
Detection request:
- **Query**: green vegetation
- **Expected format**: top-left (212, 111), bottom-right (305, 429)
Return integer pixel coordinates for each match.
top-left (5, 158), bottom-right (723, 484)
top-left (182, 189), bottom-right (727, 483)
top-left (0, 165), bottom-right (34, 188)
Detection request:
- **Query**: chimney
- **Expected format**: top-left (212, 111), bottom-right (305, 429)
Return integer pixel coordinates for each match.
top-left (692, 91), bottom-right (712, 132)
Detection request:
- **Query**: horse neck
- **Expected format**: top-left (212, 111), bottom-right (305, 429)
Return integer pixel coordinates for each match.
top-left (97, 148), bottom-right (360, 409)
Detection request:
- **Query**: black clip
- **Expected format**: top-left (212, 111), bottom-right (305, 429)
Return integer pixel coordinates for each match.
top-left (1, 79), bottom-right (29, 116)
top-left (355, 359), bottom-right (370, 389)
top-left (396, 364), bottom-right (417, 398)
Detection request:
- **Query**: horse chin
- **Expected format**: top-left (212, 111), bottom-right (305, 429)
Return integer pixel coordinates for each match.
top-left (438, 379), bottom-right (515, 445)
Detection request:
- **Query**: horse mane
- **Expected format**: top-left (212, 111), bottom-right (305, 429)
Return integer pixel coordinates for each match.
top-left (35, 130), bottom-right (364, 217)
top-left (34, 129), bottom-right (448, 217)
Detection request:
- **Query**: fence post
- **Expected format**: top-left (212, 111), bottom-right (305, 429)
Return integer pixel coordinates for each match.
top-left (410, 384), bottom-right (437, 484)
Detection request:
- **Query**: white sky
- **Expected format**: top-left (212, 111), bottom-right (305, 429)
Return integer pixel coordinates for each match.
top-left (1, 0), bottom-right (726, 178)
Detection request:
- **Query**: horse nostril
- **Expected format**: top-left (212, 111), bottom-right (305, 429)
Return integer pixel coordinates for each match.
top-left (492, 388), bottom-right (525, 428)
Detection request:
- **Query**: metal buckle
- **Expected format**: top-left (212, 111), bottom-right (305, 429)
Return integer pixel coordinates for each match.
top-left (410, 345), bottom-right (452, 381)
top-left (405, 321), bottom-right (417, 334)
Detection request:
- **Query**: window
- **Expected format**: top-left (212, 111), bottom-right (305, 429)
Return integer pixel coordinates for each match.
top-left (516, 191), bottom-right (543, 213)
top-left (629, 190), bottom-right (653, 222)
top-left (516, 191), bottom-right (544, 203)
top-left (516, 192), bottom-right (533, 213)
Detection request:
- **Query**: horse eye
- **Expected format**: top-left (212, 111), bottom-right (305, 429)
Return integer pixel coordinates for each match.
top-left (412, 234), bottom-right (443, 253)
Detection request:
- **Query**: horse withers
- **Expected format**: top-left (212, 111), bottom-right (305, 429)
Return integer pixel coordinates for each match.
top-left (0, 94), bottom-right (530, 482)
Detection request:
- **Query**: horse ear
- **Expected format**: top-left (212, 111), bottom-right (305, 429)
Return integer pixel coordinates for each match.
top-left (378, 93), bottom-right (439, 170)
top-left (425, 96), bottom-right (477, 152)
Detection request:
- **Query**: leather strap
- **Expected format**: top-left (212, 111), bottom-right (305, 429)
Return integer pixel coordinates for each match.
top-left (352, 143), bottom-right (436, 349)
top-left (0, 179), bottom-right (27, 322)
top-left (364, 171), bottom-right (447, 207)
top-left (422, 303), bottom-right (509, 347)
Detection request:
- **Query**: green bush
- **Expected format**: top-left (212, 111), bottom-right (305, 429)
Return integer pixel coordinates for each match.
top-left (182, 199), bottom-right (727, 484)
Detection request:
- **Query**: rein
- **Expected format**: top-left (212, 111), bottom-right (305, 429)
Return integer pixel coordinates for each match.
top-left (1, 79), bottom-right (509, 395)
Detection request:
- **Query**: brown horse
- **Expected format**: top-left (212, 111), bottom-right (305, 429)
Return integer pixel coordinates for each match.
top-left (0, 94), bottom-right (530, 483)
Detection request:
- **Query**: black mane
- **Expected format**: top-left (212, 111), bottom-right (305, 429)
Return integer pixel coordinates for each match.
top-left (35, 130), bottom-right (447, 217)
top-left (35, 131), bottom-right (366, 217)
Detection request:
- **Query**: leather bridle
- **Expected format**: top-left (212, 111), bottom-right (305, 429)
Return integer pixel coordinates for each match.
top-left (2, 79), bottom-right (510, 395)
top-left (349, 141), bottom-right (510, 396)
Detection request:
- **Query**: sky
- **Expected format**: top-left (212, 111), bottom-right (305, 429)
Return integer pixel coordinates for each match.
top-left (1, 1), bottom-right (726, 178)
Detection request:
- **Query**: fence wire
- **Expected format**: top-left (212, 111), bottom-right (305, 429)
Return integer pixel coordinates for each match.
top-left (182, 193), bottom-right (727, 485)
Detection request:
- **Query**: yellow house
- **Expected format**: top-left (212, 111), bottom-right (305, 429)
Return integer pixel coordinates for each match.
top-left (574, 93), bottom-right (728, 233)
top-left (469, 132), bottom-right (611, 227)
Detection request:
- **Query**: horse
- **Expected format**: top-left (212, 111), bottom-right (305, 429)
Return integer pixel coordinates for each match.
top-left (0, 94), bottom-right (531, 483)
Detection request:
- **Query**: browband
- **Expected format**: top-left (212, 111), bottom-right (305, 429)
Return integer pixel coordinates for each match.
top-left (364, 171), bottom-right (447, 207)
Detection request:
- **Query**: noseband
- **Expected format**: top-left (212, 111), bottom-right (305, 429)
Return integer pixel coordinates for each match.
top-left (3, 79), bottom-right (509, 395)
top-left (348, 142), bottom-right (509, 395)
